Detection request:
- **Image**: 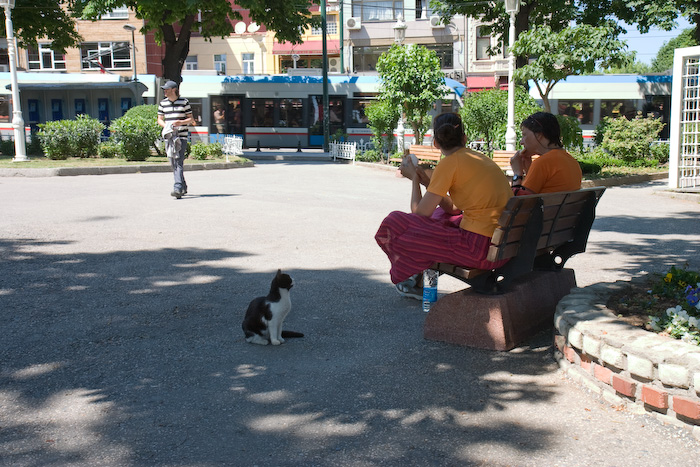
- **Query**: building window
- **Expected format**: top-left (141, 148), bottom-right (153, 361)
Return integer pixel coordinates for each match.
top-left (425, 44), bottom-right (453, 69)
top-left (101, 6), bottom-right (129, 19)
top-left (28, 44), bottom-right (66, 71)
top-left (185, 56), bottom-right (198, 71)
top-left (242, 53), bottom-right (255, 74)
top-left (476, 27), bottom-right (492, 60)
top-left (311, 16), bottom-right (338, 35)
top-left (352, 1), bottom-right (403, 22)
top-left (352, 45), bottom-right (390, 72)
top-left (81, 42), bottom-right (131, 70)
top-left (214, 54), bottom-right (227, 75)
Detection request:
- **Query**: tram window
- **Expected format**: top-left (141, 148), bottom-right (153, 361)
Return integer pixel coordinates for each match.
top-left (188, 98), bottom-right (203, 125)
top-left (279, 99), bottom-right (303, 127)
top-left (557, 100), bottom-right (593, 125)
top-left (600, 100), bottom-right (637, 120)
top-left (350, 96), bottom-right (374, 126)
top-left (251, 99), bottom-right (275, 127)
top-left (0, 97), bottom-right (9, 122)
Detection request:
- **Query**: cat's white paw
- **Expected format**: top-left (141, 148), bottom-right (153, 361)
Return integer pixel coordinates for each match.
top-left (278, 337), bottom-right (285, 343)
top-left (270, 339), bottom-right (281, 345)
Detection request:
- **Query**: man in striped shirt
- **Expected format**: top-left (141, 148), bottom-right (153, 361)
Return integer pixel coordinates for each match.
top-left (157, 80), bottom-right (195, 199)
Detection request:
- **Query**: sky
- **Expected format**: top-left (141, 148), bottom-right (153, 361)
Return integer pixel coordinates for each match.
top-left (619, 17), bottom-right (694, 65)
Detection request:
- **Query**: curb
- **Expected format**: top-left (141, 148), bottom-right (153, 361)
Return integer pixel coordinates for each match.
top-left (554, 281), bottom-right (700, 441)
top-left (0, 160), bottom-right (255, 177)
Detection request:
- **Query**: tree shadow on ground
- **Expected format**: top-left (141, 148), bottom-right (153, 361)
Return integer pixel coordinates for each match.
top-left (0, 237), bottom-right (561, 465)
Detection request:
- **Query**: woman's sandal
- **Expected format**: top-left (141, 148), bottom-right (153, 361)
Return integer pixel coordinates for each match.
top-left (395, 274), bottom-right (423, 300)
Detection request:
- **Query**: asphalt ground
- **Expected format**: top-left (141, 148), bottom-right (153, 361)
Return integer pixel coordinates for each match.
top-left (1, 160), bottom-right (700, 466)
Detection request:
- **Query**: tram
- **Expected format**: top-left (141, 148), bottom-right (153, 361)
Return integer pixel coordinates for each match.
top-left (175, 73), bottom-right (464, 148)
top-left (530, 74), bottom-right (673, 144)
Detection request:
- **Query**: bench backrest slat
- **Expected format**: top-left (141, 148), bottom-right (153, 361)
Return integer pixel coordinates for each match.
top-left (486, 187), bottom-right (605, 263)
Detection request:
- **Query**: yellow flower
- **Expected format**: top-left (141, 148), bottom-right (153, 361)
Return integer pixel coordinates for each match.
top-left (665, 273), bottom-right (673, 283)
top-left (679, 281), bottom-right (687, 288)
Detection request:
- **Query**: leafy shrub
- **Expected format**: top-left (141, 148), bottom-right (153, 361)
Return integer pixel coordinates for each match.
top-left (97, 141), bottom-right (120, 158)
top-left (27, 135), bottom-right (44, 157)
top-left (555, 114), bottom-right (584, 151)
top-left (356, 148), bottom-right (383, 163)
top-left (577, 160), bottom-right (602, 175)
top-left (73, 114), bottom-right (104, 158)
top-left (120, 104), bottom-right (163, 156)
top-left (365, 98), bottom-right (399, 159)
top-left (650, 141), bottom-right (670, 165)
top-left (37, 120), bottom-right (74, 160)
top-left (0, 138), bottom-right (14, 156)
top-left (459, 86), bottom-right (542, 152)
top-left (190, 142), bottom-right (223, 160)
top-left (599, 114), bottom-right (664, 164)
top-left (36, 116), bottom-right (104, 159)
top-left (109, 114), bottom-right (156, 161)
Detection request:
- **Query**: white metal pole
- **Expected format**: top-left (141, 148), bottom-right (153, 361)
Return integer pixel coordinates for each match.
top-left (504, 9), bottom-right (517, 151)
top-left (4, 4), bottom-right (27, 161)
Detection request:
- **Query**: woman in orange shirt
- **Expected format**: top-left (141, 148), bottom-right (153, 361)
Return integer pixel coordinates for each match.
top-left (510, 112), bottom-right (582, 195)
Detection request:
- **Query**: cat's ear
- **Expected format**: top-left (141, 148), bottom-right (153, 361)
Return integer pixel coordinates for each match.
top-left (276, 268), bottom-right (282, 276)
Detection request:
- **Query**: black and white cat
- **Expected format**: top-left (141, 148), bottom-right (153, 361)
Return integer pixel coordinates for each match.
top-left (241, 269), bottom-right (304, 345)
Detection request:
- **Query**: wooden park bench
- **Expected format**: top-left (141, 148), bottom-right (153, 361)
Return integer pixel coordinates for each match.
top-left (424, 186), bottom-right (606, 351)
top-left (392, 146), bottom-right (533, 174)
top-left (390, 144), bottom-right (443, 165)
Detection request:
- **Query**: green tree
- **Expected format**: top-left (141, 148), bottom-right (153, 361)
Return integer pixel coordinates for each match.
top-left (77, 0), bottom-right (317, 82)
top-left (651, 28), bottom-right (699, 72)
top-left (433, 0), bottom-right (698, 62)
top-left (364, 99), bottom-right (399, 161)
top-left (512, 24), bottom-right (629, 113)
top-left (0, 0), bottom-right (82, 52)
top-left (376, 44), bottom-right (446, 146)
top-left (459, 86), bottom-right (541, 151)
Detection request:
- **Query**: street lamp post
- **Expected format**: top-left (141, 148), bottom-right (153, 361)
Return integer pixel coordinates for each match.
top-left (1, 0), bottom-right (27, 161)
top-left (504, 0), bottom-right (520, 151)
top-left (123, 24), bottom-right (137, 82)
top-left (393, 15), bottom-right (407, 154)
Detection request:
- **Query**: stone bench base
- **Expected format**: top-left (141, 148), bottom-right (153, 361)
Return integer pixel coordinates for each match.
top-left (424, 269), bottom-right (577, 351)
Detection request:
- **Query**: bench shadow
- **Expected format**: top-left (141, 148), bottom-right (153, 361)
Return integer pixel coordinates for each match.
top-left (0, 237), bottom-right (562, 465)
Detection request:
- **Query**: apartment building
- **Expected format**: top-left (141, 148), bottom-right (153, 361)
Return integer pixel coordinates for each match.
top-left (0, 6), bottom-right (147, 131)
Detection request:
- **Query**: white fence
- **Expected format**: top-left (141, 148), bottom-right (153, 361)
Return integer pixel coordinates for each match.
top-left (222, 135), bottom-right (243, 162)
top-left (670, 46), bottom-right (700, 189)
top-left (330, 141), bottom-right (356, 163)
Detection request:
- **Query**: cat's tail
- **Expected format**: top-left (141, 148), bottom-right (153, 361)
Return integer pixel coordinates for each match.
top-left (281, 330), bottom-right (304, 338)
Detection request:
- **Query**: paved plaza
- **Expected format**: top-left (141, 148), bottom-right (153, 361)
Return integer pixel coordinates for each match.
top-left (1, 160), bottom-right (700, 466)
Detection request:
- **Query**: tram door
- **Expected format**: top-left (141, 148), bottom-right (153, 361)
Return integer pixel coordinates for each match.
top-left (226, 97), bottom-right (244, 137)
top-left (308, 95), bottom-right (345, 147)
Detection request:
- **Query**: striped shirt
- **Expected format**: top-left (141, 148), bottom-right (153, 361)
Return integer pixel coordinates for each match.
top-left (158, 97), bottom-right (192, 138)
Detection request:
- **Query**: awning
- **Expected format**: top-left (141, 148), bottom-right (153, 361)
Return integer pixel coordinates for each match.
top-left (444, 77), bottom-right (466, 97)
top-left (7, 81), bottom-right (148, 95)
top-left (466, 76), bottom-right (496, 91)
top-left (272, 40), bottom-right (340, 56)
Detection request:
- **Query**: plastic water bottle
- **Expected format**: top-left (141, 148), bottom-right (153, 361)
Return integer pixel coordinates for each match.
top-left (422, 269), bottom-right (439, 312)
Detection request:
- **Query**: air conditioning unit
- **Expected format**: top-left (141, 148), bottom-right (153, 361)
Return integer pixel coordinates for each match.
top-left (429, 16), bottom-right (445, 29)
top-left (346, 17), bottom-right (362, 30)
top-left (0, 65), bottom-right (8, 72)
top-left (329, 58), bottom-right (340, 73)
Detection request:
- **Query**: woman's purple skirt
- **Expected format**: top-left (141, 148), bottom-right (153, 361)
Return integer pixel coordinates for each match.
top-left (375, 208), bottom-right (509, 284)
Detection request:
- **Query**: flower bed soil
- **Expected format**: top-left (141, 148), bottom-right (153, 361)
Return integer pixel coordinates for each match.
top-left (606, 279), bottom-right (680, 331)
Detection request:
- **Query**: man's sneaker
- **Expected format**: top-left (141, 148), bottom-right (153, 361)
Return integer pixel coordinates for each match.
top-left (171, 190), bottom-right (182, 199)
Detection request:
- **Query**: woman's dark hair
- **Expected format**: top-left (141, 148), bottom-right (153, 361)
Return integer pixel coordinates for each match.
top-left (432, 112), bottom-right (465, 150)
top-left (521, 112), bottom-right (563, 147)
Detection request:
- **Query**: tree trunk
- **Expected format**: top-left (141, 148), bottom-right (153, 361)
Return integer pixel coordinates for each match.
top-left (160, 14), bottom-right (196, 83)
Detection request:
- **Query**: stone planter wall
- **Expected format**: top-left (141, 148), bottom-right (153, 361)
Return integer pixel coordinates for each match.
top-left (554, 281), bottom-right (700, 441)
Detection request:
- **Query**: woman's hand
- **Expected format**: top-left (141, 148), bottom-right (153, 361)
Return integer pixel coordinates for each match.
top-left (510, 149), bottom-right (533, 176)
